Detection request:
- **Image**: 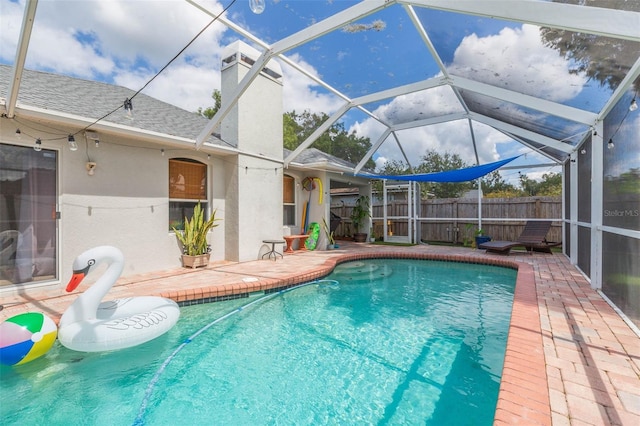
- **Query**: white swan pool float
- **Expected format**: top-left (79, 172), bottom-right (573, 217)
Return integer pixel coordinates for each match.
top-left (58, 246), bottom-right (180, 352)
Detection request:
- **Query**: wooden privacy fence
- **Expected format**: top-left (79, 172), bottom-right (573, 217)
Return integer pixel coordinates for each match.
top-left (331, 196), bottom-right (562, 244)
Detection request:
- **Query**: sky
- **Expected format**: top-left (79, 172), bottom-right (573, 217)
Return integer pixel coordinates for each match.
top-left (2, 0), bottom-right (634, 182)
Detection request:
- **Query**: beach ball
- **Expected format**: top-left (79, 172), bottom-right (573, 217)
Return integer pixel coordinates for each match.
top-left (0, 312), bottom-right (58, 366)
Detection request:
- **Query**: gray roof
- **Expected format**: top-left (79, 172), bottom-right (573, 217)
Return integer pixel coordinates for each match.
top-left (0, 65), bottom-right (223, 145)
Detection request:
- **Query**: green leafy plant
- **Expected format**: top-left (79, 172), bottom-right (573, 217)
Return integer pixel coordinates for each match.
top-left (463, 223), bottom-right (474, 247)
top-left (171, 202), bottom-right (220, 256)
top-left (350, 195), bottom-right (371, 234)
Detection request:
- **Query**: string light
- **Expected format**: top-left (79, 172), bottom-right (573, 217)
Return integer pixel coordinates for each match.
top-left (33, 138), bottom-right (42, 152)
top-left (630, 98), bottom-right (638, 112)
top-left (161, 149), bottom-right (165, 156)
top-left (15, 128), bottom-right (21, 139)
top-left (5, 1), bottom-right (238, 147)
top-left (124, 98), bottom-right (133, 119)
top-left (95, 139), bottom-right (100, 148)
top-left (607, 138), bottom-right (614, 150)
top-left (68, 135), bottom-right (78, 151)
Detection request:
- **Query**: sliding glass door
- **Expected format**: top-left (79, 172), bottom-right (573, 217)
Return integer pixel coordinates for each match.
top-left (0, 143), bottom-right (58, 286)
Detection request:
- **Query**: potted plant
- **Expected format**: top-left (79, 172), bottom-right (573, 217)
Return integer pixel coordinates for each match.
top-left (322, 217), bottom-right (336, 250)
top-left (350, 195), bottom-right (371, 243)
top-left (172, 202), bottom-right (221, 268)
top-left (474, 228), bottom-right (491, 248)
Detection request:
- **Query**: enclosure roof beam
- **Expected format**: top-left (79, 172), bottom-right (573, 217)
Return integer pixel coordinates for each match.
top-left (284, 102), bottom-right (353, 167)
top-left (406, 0), bottom-right (640, 41)
top-left (351, 76), bottom-right (447, 106)
top-left (269, 0), bottom-right (391, 55)
top-left (355, 128), bottom-right (393, 174)
top-left (469, 112), bottom-right (574, 154)
top-left (4, 0), bottom-right (38, 119)
top-left (450, 76), bottom-right (598, 125)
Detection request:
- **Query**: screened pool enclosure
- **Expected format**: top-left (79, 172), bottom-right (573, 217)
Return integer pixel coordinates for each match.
top-left (1, 1), bottom-right (639, 326)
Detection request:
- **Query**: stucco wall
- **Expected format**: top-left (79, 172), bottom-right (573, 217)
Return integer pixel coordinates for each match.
top-left (63, 136), bottom-right (226, 280)
top-left (1, 126), bottom-right (226, 290)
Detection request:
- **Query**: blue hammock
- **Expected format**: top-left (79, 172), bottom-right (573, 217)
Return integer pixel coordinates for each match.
top-left (357, 156), bottom-right (519, 183)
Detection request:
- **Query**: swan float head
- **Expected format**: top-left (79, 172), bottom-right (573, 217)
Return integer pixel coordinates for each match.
top-left (66, 246), bottom-right (122, 292)
top-left (59, 246), bottom-right (180, 352)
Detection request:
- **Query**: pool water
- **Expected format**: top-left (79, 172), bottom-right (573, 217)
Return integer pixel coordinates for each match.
top-left (0, 259), bottom-right (516, 425)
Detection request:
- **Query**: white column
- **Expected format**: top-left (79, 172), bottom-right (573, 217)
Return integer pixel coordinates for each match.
top-left (590, 122), bottom-right (604, 289)
top-left (569, 151), bottom-right (578, 264)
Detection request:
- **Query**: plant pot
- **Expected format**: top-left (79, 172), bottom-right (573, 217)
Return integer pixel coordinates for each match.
top-left (354, 232), bottom-right (367, 243)
top-left (181, 253), bottom-right (210, 269)
top-left (475, 236), bottom-right (491, 247)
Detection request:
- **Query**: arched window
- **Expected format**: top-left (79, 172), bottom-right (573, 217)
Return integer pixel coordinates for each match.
top-left (169, 158), bottom-right (207, 230)
top-left (283, 174), bottom-right (296, 226)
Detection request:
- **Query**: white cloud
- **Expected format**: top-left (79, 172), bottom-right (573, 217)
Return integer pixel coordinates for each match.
top-left (449, 24), bottom-right (585, 102)
top-left (0, 0), bottom-right (26, 62)
top-left (2, 0), bottom-right (227, 111)
top-left (114, 64), bottom-right (221, 113)
top-left (348, 23), bottom-right (586, 170)
top-left (279, 53), bottom-right (344, 115)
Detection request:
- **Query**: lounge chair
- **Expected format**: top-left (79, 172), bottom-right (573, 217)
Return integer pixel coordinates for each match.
top-left (479, 221), bottom-right (561, 255)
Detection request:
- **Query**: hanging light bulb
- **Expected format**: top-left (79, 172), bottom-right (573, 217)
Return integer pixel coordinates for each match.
top-left (249, 0), bottom-right (265, 14)
top-left (630, 98), bottom-right (638, 112)
top-left (68, 135), bottom-right (78, 151)
top-left (15, 128), bottom-right (22, 139)
top-left (124, 98), bottom-right (133, 119)
top-left (161, 149), bottom-right (165, 156)
top-left (580, 148), bottom-right (586, 155)
top-left (95, 139), bottom-right (100, 148)
top-left (607, 138), bottom-right (614, 150)
top-left (34, 138), bottom-right (42, 152)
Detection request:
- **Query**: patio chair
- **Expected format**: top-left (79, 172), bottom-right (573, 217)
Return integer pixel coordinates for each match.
top-left (478, 221), bottom-right (560, 255)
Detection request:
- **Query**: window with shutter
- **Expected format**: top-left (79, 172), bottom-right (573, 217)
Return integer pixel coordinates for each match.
top-left (169, 158), bottom-right (208, 230)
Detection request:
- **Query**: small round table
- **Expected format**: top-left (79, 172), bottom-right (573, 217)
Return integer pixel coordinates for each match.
top-left (262, 240), bottom-right (285, 260)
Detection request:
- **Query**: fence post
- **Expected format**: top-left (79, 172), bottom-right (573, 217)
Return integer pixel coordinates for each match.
top-left (453, 199), bottom-right (458, 244)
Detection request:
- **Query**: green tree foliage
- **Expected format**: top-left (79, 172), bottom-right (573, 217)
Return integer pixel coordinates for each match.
top-left (518, 172), bottom-right (562, 196)
top-left (414, 151), bottom-right (474, 198)
top-left (481, 170), bottom-right (519, 197)
top-left (373, 151), bottom-right (473, 199)
top-left (284, 111), bottom-right (376, 169)
top-left (373, 151), bottom-right (562, 199)
top-left (541, 1), bottom-right (640, 92)
top-left (283, 113), bottom-right (299, 150)
top-left (196, 96), bottom-right (375, 170)
top-left (196, 89), bottom-right (222, 119)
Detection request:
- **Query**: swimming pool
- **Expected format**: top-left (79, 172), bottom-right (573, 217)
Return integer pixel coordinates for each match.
top-left (0, 258), bottom-right (516, 425)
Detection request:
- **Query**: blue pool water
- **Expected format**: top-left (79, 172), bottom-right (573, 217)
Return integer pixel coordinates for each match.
top-left (0, 259), bottom-right (516, 425)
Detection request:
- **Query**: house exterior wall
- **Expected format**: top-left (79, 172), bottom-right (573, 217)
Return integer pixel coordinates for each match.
top-left (1, 126), bottom-right (226, 293)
